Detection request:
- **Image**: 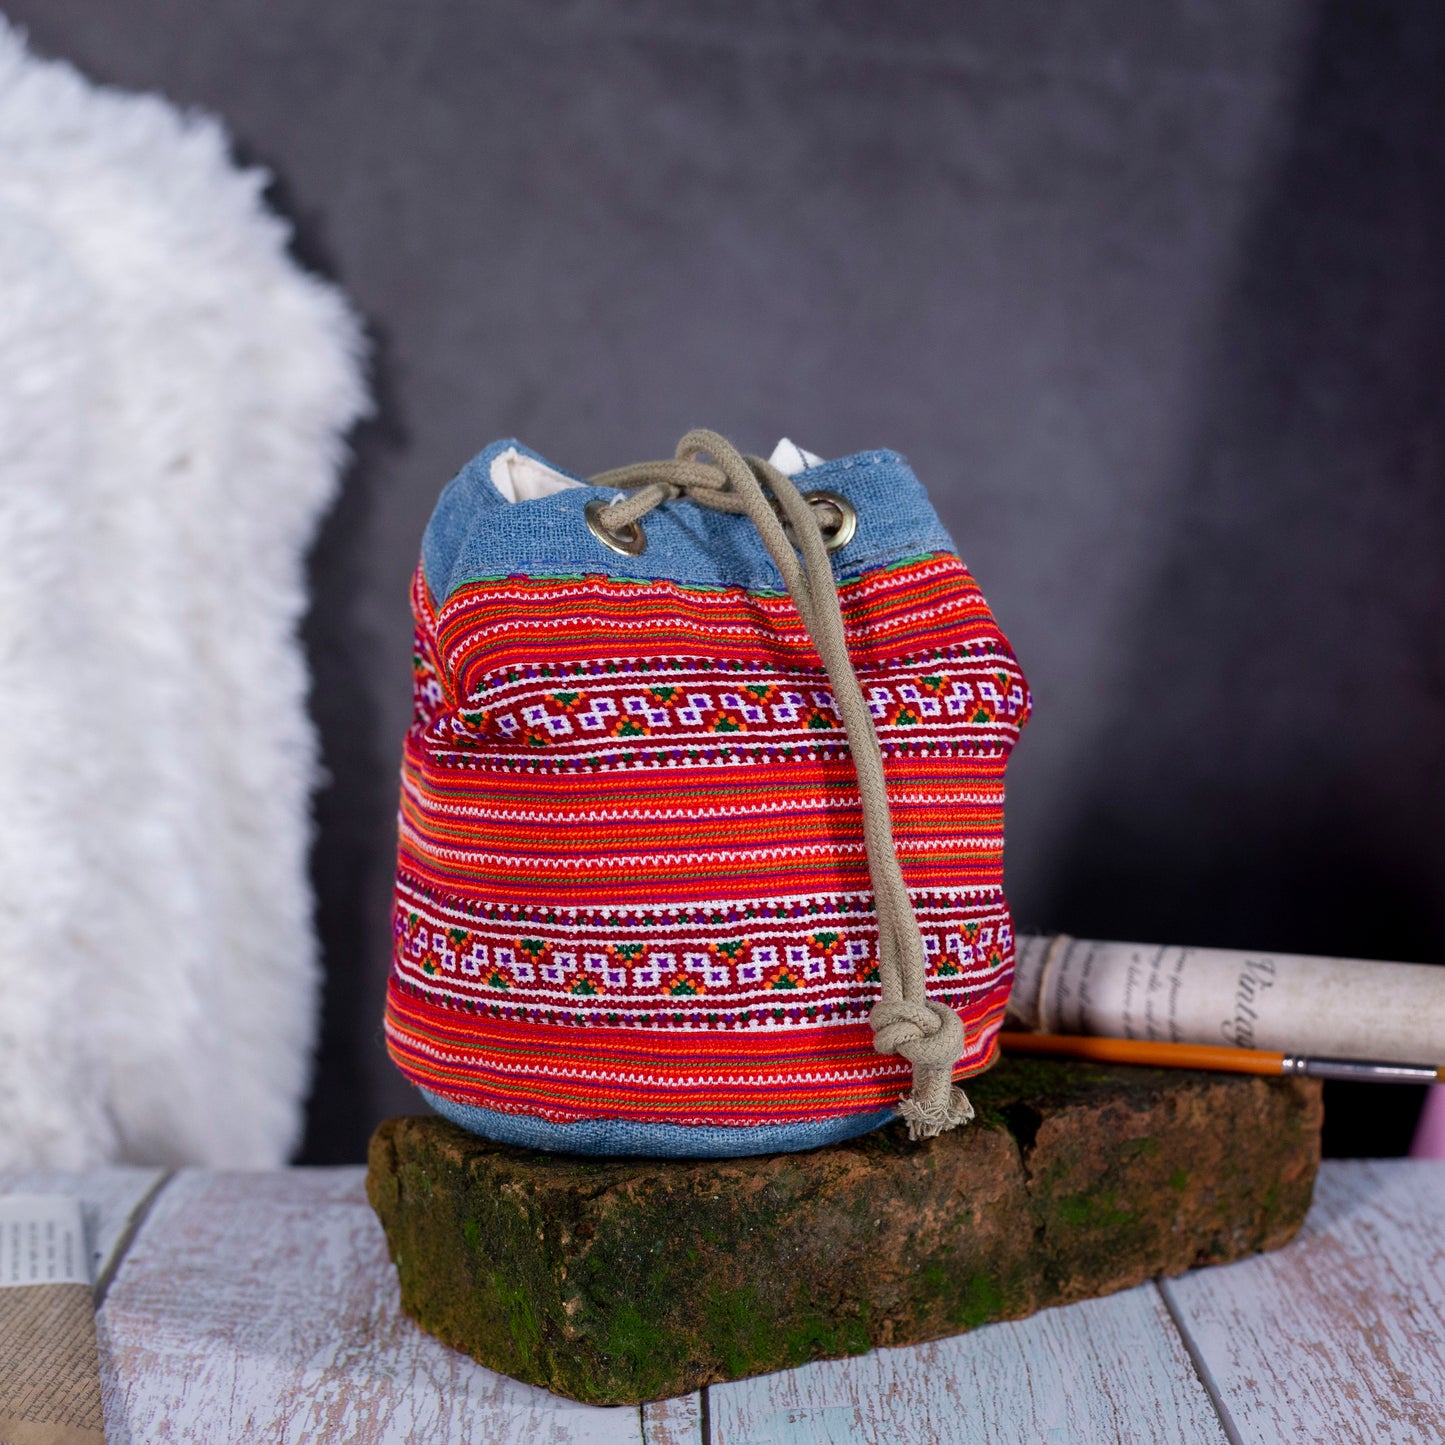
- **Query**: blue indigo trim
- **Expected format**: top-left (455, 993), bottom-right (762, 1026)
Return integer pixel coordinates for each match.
top-left (421, 439), bottom-right (958, 606)
top-left (420, 1089), bottom-right (896, 1158)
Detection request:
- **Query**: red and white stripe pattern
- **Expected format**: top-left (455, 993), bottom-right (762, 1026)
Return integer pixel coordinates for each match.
top-left (386, 550), bottom-right (1031, 1126)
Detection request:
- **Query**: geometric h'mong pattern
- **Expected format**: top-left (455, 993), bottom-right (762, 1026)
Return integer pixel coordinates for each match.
top-left (386, 546), bottom-right (1031, 1128)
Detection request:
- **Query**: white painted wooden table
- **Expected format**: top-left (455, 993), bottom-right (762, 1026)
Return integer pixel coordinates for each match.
top-left (3, 1161), bottom-right (1441, 1444)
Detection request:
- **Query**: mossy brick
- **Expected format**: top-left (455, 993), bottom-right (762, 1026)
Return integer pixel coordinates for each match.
top-left (366, 1059), bottom-right (1322, 1405)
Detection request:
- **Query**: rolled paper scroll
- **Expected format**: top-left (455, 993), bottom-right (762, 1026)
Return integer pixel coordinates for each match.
top-left (1010, 934), bottom-right (1445, 1067)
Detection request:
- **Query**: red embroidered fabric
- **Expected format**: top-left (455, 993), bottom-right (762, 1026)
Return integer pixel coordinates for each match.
top-left (385, 551), bottom-right (1032, 1126)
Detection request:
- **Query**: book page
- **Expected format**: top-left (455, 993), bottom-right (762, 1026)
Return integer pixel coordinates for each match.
top-left (0, 1197), bottom-right (105, 1445)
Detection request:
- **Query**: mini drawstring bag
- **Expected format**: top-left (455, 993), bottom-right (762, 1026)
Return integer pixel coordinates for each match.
top-left (385, 430), bottom-right (1031, 1156)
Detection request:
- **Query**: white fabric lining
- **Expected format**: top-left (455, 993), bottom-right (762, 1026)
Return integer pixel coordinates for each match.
top-left (489, 446), bottom-right (584, 502)
top-left (768, 437), bottom-right (824, 476)
top-left (488, 439), bottom-right (824, 503)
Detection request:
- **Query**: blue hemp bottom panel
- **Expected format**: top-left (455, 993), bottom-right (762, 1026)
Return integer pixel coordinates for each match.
top-left (420, 1089), bottom-right (896, 1158)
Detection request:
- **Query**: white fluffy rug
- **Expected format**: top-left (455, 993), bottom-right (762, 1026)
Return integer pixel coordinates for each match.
top-left (0, 22), bottom-right (368, 1167)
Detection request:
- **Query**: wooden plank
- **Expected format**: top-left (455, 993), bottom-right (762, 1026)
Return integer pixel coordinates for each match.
top-left (0, 1168), bottom-right (166, 1285)
top-left (97, 1168), bottom-right (644, 1445)
top-left (1162, 1159), bottom-right (1445, 1444)
top-left (641, 1394), bottom-right (703, 1445)
top-left (706, 1283), bottom-right (1228, 1445)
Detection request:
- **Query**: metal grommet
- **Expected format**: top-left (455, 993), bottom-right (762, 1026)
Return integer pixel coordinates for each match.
top-left (802, 489), bottom-right (858, 553)
top-left (585, 497), bottom-right (648, 556)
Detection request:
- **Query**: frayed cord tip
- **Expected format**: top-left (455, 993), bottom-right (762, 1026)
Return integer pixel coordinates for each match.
top-left (898, 1085), bottom-right (975, 1140)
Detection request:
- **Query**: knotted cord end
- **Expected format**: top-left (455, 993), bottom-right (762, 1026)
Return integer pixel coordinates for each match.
top-left (869, 996), bottom-right (964, 1066)
top-left (871, 998), bottom-right (974, 1138)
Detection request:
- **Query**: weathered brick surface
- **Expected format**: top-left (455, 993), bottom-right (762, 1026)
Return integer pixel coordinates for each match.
top-left (367, 1060), bottom-right (1322, 1405)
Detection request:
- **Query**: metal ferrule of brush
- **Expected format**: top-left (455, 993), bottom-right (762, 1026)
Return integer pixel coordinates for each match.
top-left (1282, 1056), bottom-right (1440, 1085)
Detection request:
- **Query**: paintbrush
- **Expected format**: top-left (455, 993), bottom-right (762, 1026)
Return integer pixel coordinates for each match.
top-left (998, 1030), bottom-right (1443, 1084)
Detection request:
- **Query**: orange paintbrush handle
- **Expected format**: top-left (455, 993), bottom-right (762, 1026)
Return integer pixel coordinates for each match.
top-left (999, 1030), bottom-right (1286, 1076)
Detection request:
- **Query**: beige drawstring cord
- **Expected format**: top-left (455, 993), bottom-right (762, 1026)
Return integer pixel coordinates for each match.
top-left (590, 429), bottom-right (974, 1139)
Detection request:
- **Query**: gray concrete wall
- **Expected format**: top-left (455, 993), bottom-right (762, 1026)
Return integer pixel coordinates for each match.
top-left (12, 1), bottom-right (1442, 1158)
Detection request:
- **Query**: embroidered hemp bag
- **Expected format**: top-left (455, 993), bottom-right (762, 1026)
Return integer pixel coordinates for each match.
top-left (385, 430), bottom-right (1031, 1156)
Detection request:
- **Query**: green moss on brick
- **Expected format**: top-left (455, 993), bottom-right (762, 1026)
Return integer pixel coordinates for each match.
top-left (951, 1274), bottom-right (1003, 1330)
top-left (1055, 1191), bottom-right (1134, 1230)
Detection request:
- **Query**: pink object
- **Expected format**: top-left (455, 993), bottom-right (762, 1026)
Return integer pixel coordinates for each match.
top-left (1411, 1085), bottom-right (1445, 1159)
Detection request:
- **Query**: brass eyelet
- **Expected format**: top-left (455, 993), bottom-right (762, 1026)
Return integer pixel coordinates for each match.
top-left (585, 498), bottom-right (648, 557)
top-left (802, 489), bottom-right (857, 553)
